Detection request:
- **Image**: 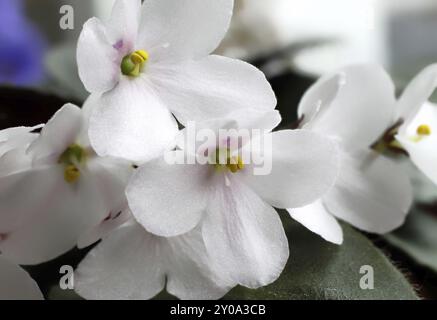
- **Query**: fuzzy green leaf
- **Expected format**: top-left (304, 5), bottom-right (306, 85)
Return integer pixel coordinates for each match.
top-left (385, 209), bottom-right (437, 273)
top-left (224, 215), bottom-right (418, 300)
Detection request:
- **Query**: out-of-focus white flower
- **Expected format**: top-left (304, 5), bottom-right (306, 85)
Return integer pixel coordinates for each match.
top-left (0, 255), bottom-right (43, 300)
top-left (125, 110), bottom-right (339, 288)
top-left (395, 64), bottom-right (437, 186)
top-left (215, 0), bottom-right (283, 59)
top-left (74, 211), bottom-right (233, 300)
top-left (0, 103), bottom-right (132, 265)
top-left (291, 64), bottom-right (413, 244)
top-left (77, 0), bottom-right (276, 163)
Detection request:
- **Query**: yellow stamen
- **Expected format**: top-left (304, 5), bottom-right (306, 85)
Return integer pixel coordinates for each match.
top-left (213, 149), bottom-right (245, 173)
top-left (417, 124), bottom-right (431, 136)
top-left (121, 50), bottom-right (149, 76)
top-left (64, 165), bottom-right (80, 184)
top-left (58, 143), bottom-right (87, 165)
top-left (58, 144), bottom-right (87, 183)
top-left (131, 50), bottom-right (149, 63)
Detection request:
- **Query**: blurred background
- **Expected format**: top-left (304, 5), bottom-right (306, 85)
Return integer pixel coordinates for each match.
top-left (1, 0), bottom-right (437, 299)
top-left (3, 0), bottom-right (437, 96)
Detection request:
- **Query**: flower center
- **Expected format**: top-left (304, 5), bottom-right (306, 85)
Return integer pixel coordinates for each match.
top-left (416, 124), bottom-right (431, 136)
top-left (213, 148), bottom-right (245, 173)
top-left (410, 124), bottom-right (432, 143)
top-left (58, 143), bottom-right (87, 184)
top-left (120, 50), bottom-right (149, 77)
top-left (371, 119), bottom-right (404, 154)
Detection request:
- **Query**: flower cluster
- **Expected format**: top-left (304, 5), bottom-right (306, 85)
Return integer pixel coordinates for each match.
top-left (1, 0), bottom-right (437, 299)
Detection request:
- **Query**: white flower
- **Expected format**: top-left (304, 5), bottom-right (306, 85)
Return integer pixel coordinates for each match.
top-left (0, 103), bottom-right (132, 265)
top-left (0, 126), bottom-right (40, 156)
top-left (125, 110), bottom-right (340, 288)
top-left (291, 64), bottom-right (413, 245)
top-left (74, 211), bottom-right (234, 300)
top-left (0, 255), bottom-right (43, 300)
top-left (395, 64), bottom-right (437, 186)
top-left (0, 126), bottom-right (41, 176)
top-left (0, 126), bottom-right (43, 235)
top-left (77, 0), bottom-right (276, 163)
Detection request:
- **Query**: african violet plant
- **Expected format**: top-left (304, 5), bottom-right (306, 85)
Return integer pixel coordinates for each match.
top-left (1, 0), bottom-right (437, 300)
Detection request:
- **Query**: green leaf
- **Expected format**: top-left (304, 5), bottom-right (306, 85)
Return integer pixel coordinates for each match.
top-left (224, 215), bottom-right (418, 300)
top-left (44, 214), bottom-right (419, 300)
top-left (385, 209), bottom-right (437, 273)
top-left (47, 286), bottom-right (83, 300)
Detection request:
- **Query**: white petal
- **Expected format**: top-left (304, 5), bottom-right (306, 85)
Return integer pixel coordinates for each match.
top-left (396, 102), bottom-right (437, 185)
top-left (192, 109), bottom-right (281, 133)
top-left (0, 165), bottom-right (109, 265)
top-left (149, 55), bottom-right (276, 125)
top-left (397, 135), bottom-right (437, 186)
top-left (241, 130), bottom-right (340, 209)
top-left (76, 157), bottom-right (133, 249)
top-left (126, 159), bottom-right (212, 237)
top-left (399, 101), bottom-right (437, 139)
top-left (88, 78), bottom-right (178, 163)
top-left (86, 157), bottom-right (133, 215)
top-left (324, 148), bottom-right (412, 234)
top-left (0, 256), bottom-right (43, 300)
top-left (75, 95), bottom-right (96, 147)
top-left (397, 63), bottom-right (437, 123)
top-left (298, 64), bottom-right (396, 149)
top-left (77, 209), bottom-right (131, 249)
top-left (28, 104), bottom-right (83, 165)
top-left (75, 221), bottom-right (164, 300)
top-left (77, 17), bottom-right (120, 93)
top-left (0, 127), bottom-right (37, 143)
top-left (166, 228), bottom-right (233, 300)
top-left (138, 0), bottom-right (233, 61)
top-left (105, 0), bottom-right (141, 54)
top-left (0, 126), bottom-right (39, 156)
top-left (203, 176), bottom-right (289, 289)
top-left (0, 126), bottom-right (46, 176)
top-left (75, 220), bottom-right (231, 300)
top-left (0, 127), bottom-right (40, 175)
top-left (0, 167), bottom-right (60, 234)
top-left (297, 73), bottom-right (343, 128)
top-left (0, 148), bottom-right (33, 177)
top-left (228, 109), bottom-right (282, 133)
top-left (288, 201), bottom-right (343, 245)
top-left (177, 110), bottom-right (281, 159)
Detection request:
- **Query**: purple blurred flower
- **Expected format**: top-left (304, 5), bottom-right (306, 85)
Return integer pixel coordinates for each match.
top-left (0, 0), bottom-right (46, 86)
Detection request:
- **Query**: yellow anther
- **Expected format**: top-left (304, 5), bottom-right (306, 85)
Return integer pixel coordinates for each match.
top-left (130, 51), bottom-right (147, 64)
top-left (227, 163), bottom-right (239, 173)
top-left (64, 165), bottom-right (80, 184)
top-left (58, 143), bottom-right (87, 183)
top-left (226, 157), bottom-right (245, 173)
top-left (121, 50), bottom-right (149, 76)
top-left (417, 124), bottom-right (431, 136)
top-left (133, 50), bottom-right (149, 62)
top-left (213, 149), bottom-right (245, 173)
top-left (237, 157), bottom-right (245, 170)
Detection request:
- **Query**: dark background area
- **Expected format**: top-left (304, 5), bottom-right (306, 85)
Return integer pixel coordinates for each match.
top-left (2, 65), bottom-right (437, 299)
